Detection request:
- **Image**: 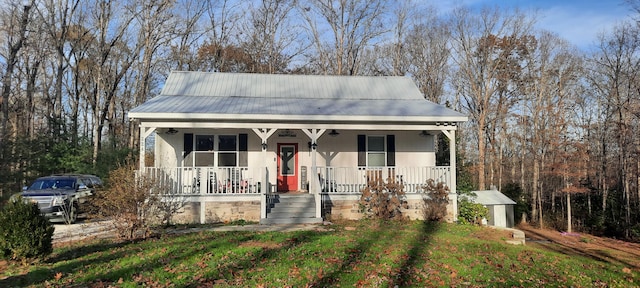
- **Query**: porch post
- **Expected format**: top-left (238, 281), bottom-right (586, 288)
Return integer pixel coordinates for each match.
top-left (252, 128), bottom-right (276, 220)
top-left (442, 129), bottom-right (457, 219)
top-left (139, 126), bottom-right (156, 171)
top-left (302, 129), bottom-right (325, 219)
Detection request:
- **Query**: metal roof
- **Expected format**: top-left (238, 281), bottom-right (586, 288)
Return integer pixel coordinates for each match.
top-left (129, 71), bottom-right (468, 122)
top-left (159, 71), bottom-right (423, 100)
top-left (469, 190), bottom-right (517, 205)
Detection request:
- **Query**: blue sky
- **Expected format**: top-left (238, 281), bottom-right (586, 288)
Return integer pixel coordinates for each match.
top-left (429, 0), bottom-right (633, 50)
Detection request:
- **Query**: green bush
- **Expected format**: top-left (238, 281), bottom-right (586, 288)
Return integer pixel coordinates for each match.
top-left (457, 197), bottom-right (488, 225)
top-left (0, 198), bottom-right (54, 261)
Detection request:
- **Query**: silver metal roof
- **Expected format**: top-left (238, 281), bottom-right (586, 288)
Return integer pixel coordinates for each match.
top-left (129, 71), bottom-right (468, 122)
top-left (159, 71), bottom-right (423, 100)
top-left (470, 190), bottom-right (517, 205)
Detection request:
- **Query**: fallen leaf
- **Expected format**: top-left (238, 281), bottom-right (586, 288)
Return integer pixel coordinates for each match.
top-left (623, 267), bottom-right (632, 274)
top-left (54, 272), bottom-right (63, 281)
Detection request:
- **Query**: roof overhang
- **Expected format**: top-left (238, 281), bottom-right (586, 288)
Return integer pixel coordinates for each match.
top-left (134, 119), bottom-right (461, 131)
top-left (128, 112), bottom-right (468, 123)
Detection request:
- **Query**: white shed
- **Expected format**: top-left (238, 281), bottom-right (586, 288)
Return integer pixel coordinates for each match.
top-left (471, 190), bottom-right (516, 228)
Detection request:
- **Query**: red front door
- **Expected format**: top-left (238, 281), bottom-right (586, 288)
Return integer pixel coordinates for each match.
top-left (277, 143), bottom-right (298, 192)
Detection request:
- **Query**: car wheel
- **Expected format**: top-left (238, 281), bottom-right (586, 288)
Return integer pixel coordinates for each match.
top-left (66, 203), bottom-right (77, 224)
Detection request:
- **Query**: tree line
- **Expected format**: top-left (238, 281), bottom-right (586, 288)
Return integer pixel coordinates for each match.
top-left (0, 0), bottom-right (639, 238)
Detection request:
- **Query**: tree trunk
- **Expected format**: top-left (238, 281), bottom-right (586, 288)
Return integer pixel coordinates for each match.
top-left (567, 192), bottom-right (572, 233)
top-left (477, 117), bottom-right (486, 190)
top-left (1, 4), bottom-right (31, 145)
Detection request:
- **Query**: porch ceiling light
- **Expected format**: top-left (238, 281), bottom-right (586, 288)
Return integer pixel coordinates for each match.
top-left (329, 129), bottom-right (340, 137)
top-left (166, 128), bottom-right (178, 135)
top-left (419, 130), bottom-right (430, 137)
top-left (311, 142), bottom-right (318, 150)
top-left (261, 142), bottom-right (268, 150)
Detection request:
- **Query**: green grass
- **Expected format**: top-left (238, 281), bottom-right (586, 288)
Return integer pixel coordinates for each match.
top-left (1, 220), bottom-right (637, 287)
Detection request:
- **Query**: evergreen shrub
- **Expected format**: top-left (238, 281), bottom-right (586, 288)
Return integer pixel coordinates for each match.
top-left (0, 198), bottom-right (54, 261)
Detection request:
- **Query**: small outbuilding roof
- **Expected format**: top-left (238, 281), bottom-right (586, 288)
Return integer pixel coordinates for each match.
top-left (128, 71), bottom-right (467, 123)
top-left (469, 190), bottom-right (516, 205)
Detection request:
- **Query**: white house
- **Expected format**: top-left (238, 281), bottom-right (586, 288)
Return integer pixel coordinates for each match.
top-left (128, 71), bottom-right (468, 224)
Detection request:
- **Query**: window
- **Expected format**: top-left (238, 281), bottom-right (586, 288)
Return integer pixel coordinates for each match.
top-left (367, 136), bottom-right (386, 166)
top-left (194, 135), bottom-right (214, 166)
top-left (358, 134), bottom-right (395, 167)
top-left (196, 135), bottom-right (214, 151)
top-left (218, 135), bottom-right (237, 167)
top-left (183, 133), bottom-right (247, 167)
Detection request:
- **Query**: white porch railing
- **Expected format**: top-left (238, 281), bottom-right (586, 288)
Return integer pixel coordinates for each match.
top-left (315, 166), bottom-right (451, 194)
top-left (141, 166), bottom-right (450, 195)
top-left (141, 167), bottom-right (264, 195)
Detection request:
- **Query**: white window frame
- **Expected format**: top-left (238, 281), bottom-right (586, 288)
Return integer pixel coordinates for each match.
top-left (184, 134), bottom-right (242, 167)
top-left (217, 134), bottom-right (239, 167)
top-left (366, 135), bottom-right (386, 167)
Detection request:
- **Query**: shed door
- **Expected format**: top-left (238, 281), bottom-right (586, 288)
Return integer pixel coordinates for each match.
top-left (277, 143), bottom-right (298, 191)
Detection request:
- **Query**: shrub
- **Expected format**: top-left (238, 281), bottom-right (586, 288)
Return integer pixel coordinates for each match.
top-left (92, 164), bottom-right (181, 240)
top-left (457, 192), bottom-right (488, 225)
top-left (359, 173), bottom-right (407, 220)
top-left (0, 198), bottom-right (54, 262)
top-left (421, 179), bottom-right (450, 222)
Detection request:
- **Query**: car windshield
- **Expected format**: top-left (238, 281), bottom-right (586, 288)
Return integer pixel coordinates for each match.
top-left (28, 179), bottom-right (76, 190)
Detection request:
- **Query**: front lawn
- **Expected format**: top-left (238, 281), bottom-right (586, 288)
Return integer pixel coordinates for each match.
top-left (0, 220), bottom-right (636, 287)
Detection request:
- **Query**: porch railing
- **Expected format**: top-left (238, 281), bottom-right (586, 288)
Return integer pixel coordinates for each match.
top-left (315, 166), bottom-right (450, 194)
top-left (141, 166), bottom-right (450, 195)
top-left (141, 167), bottom-right (263, 195)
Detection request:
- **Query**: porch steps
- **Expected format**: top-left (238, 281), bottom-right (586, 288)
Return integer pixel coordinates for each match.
top-left (261, 194), bottom-right (323, 225)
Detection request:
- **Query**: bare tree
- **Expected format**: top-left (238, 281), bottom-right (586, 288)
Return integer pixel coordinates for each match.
top-left (84, 0), bottom-right (139, 163)
top-left (588, 21), bottom-right (640, 236)
top-left (197, 0), bottom-right (243, 72)
top-left (240, 0), bottom-right (304, 73)
top-left (128, 0), bottom-right (176, 149)
top-left (35, 0), bottom-right (81, 138)
top-left (449, 6), bottom-right (535, 191)
top-left (164, 0), bottom-right (208, 72)
top-left (300, 0), bottom-right (389, 75)
top-left (404, 7), bottom-right (450, 103)
top-left (0, 1), bottom-right (34, 143)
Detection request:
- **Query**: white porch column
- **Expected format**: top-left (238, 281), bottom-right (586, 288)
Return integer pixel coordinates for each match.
top-left (301, 129), bottom-right (326, 191)
top-left (302, 129), bottom-right (326, 219)
top-left (253, 128), bottom-right (277, 220)
top-left (442, 129), bottom-right (457, 219)
top-left (139, 126), bottom-right (156, 171)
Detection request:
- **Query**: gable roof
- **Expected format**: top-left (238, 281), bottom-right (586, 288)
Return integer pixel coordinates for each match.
top-left (469, 190), bottom-right (517, 205)
top-left (129, 71), bottom-right (467, 123)
top-left (160, 71), bottom-right (422, 100)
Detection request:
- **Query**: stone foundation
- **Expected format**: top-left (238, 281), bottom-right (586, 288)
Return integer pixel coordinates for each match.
top-left (322, 193), bottom-right (457, 222)
top-left (170, 196), bottom-right (261, 224)
top-left (166, 193), bottom-right (457, 224)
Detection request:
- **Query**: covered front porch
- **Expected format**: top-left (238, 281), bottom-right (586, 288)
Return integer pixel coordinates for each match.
top-left (137, 126), bottom-right (459, 224)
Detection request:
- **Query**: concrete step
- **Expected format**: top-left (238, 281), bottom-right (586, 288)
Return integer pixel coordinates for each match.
top-left (271, 195), bottom-right (316, 202)
top-left (269, 206), bottom-right (315, 213)
top-left (265, 194), bottom-right (319, 224)
top-left (260, 217), bottom-right (323, 225)
top-left (269, 200), bottom-right (314, 207)
top-left (267, 211), bottom-right (316, 218)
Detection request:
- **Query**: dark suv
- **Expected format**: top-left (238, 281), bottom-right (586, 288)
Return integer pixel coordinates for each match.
top-left (12, 175), bottom-right (100, 224)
